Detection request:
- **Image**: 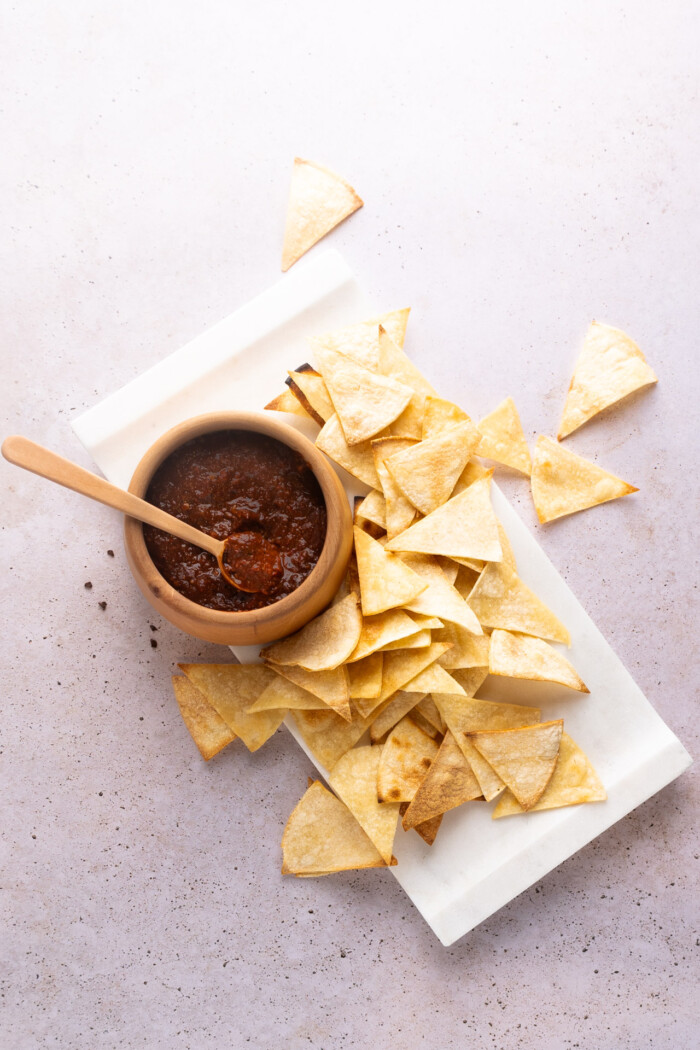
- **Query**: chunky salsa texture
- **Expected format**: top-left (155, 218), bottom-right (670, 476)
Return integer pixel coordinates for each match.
top-left (143, 430), bottom-right (327, 612)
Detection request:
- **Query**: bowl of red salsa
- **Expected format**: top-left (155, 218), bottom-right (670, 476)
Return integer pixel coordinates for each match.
top-left (124, 412), bottom-right (353, 645)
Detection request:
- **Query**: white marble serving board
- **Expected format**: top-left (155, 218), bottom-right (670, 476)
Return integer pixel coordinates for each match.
top-left (72, 249), bottom-right (691, 947)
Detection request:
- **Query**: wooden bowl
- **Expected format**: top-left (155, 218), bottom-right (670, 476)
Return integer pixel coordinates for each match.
top-left (123, 412), bottom-right (353, 645)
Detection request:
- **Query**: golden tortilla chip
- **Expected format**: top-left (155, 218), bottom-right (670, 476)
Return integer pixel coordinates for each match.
top-left (262, 593), bottom-right (362, 672)
top-left (291, 706), bottom-right (370, 769)
top-left (309, 310), bottom-right (410, 372)
top-left (376, 326), bottom-right (438, 396)
top-left (328, 746), bottom-right (400, 864)
top-left (406, 613), bottom-right (444, 630)
top-left (489, 629), bottom-right (589, 692)
top-left (247, 672), bottom-right (327, 712)
top-left (402, 661), bottom-right (466, 695)
top-left (281, 158), bottom-right (363, 271)
top-left (422, 397), bottom-right (472, 439)
top-left (316, 413), bottom-right (380, 488)
top-left (354, 527), bottom-right (427, 616)
top-left (355, 489), bottom-right (387, 531)
top-left (388, 393), bottom-right (426, 440)
top-left (347, 652), bottom-right (383, 700)
top-left (531, 435), bottom-right (638, 523)
top-left (401, 553), bottom-right (483, 635)
top-left (282, 780), bottom-right (391, 874)
top-left (451, 457), bottom-right (492, 495)
top-left (372, 436), bottom-right (419, 539)
top-left (315, 346), bottom-right (413, 445)
top-left (265, 387), bottom-right (313, 418)
top-left (400, 801), bottom-right (443, 845)
top-left (385, 420), bottom-right (481, 516)
top-left (377, 716), bottom-right (440, 803)
top-left (348, 607), bottom-right (421, 662)
top-left (267, 662), bottom-right (351, 721)
top-left (415, 696), bottom-right (446, 734)
top-left (178, 664), bottom-right (283, 752)
top-left (492, 732), bottom-right (606, 817)
top-left (286, 366), bottom-right (334, 424)
top-left (402, 731), bottom-right (482, 829)
top-left (376, 641), bottom-right (452, 704)
top-left (379, 628), bottom-right (431, 651)
top-left (385, 474), bottom-right (502, 562)
top-left (469, 719), bottom-right (563, 810)
top-left (171, 676), bottom-right (236, 761)
top-left (476, 397), bottom-right (532, 475)
top-left (558, 321), bottom-right (658, 440)
top-left (468, 560), bottom-right (571, 645)
top-left (435, 624), bottom-right (490, 669)
top-left (369, 690), bottom-right (425, 743)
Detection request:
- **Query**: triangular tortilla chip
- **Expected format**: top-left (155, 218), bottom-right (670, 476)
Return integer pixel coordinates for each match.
top-left (267, 662), bottom-right (351, 721)
top-left (355, 489), bottom-right (387, 531)
top-left (178, 664), bottom-right (284, 752)
top-left (376, 642), bottom-right (452, 704)
top-left (309, 310), bottom-right (410, 372)
top-left (402, 662), bottom-right (466, 695)
top-left (262, 593), bottom-right (362, 672)
top-left (406, 613), bottom-right (444, 630)
top-left (489, 629), bottom-right (589, 692)
top-left (286, 366), bottom-right (334, 424)
top-left (385, 420), bottom-right (481, 516)
top-left (531, 435), bottom-right (638, 523)
top-left (354, 527), bottom-right (427, 616)
top-left (401, 553), bottom-right (483, 635)
top-left (468, 560), bottom-right (571, 645)
top-left (316, 413), bottom-right (380, 488)
top-left (282, 780), bottom-right (391, 873)
top-left (376, 326), bottom-right (438, 396)
top-left (314, 346), bottom-right (413, 445)
top-left (415, 696), bottom-right (446, 734)
top-left (388, 393), bottom-right (426, 440)
top-left (328, 746), bottom-right (400, 864)
top-left (492, 732), bottom-right (606, 817)
top-left (372, 436), bottom-right (419, 539)
top-left (281, 158), bottom-right (363, 271)
top-left (377, 716), bottom-right (441, 803)
top-left (347, 652), bottom-right (383, 700)
top-left (402, 731), bottom-right (482, 829)
top-left (379, 628), bottom-right (431, 651)
top-left (451, 457), bottom-right (492, 496)
top-left (469, 719), bottom-right (563, 810)
top-left (385, 474), bottom-right (502, 562)
top-left (476, 397), bottom-right (532, 475)
top-left (435, 624), bottom-right (490, 669)
top-left (247, 672), bottom-right (328, 712)
top-left (400, 801), bottom-right (443, 846)
top-left (291, 706), bottom-right (370, 769)
top-left (265, 387), bottom-right (313, 418)
top-left (558, 321), bottom-right (658, 440)
top-left (422, 397), bottom-right (472, 439)
top-left (348, 607), bottom-right (421, 662)
top-left (369, 690), bottom-right (426, 743)
top-left (171, 676), bottom-right (236, 760)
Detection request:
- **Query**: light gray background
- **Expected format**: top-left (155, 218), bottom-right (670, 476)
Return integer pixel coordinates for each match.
top-left (1, 2), bottom-right (698, 1048)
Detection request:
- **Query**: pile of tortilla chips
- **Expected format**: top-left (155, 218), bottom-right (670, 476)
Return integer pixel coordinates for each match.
top-left (170, 309), bottom-right (621, 878)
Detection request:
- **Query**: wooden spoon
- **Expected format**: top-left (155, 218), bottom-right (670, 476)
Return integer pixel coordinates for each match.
top-left (1, 435), bottom-right (283, 594)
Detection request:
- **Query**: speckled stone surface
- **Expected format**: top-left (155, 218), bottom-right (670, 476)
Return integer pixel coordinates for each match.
top-left (1, 3), bottom-right (697, 1048)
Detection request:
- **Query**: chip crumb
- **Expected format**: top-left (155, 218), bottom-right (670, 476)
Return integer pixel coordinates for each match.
top-left (98, 601), bottom-right (107, 611)
top-left (84, 581), bottom-right (92, 590)
top-left (107, 549), bottom-right (114, 557)
top-left (150, 638), bottom-right (158, 649)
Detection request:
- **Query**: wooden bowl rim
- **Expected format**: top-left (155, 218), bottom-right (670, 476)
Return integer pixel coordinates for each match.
top-left (124, 411), bottom-right (350, 629)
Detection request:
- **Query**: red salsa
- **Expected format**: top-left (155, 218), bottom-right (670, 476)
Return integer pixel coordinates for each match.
top-left (143, 430), bottom-right (327, 612)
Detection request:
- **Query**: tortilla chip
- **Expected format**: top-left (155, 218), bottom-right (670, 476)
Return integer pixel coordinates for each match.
top-left (476, 397), bottom-right (532, 475)
top-left (355, 489), bottom-right (387, 530)
top-left (385, 474), bottom-right (502, 562)
top-left (171, 676), bottom-right (236, 761)
top-left (388, 393), bottom-right (427, 440)
top-left (286, 366), bottom-right (334, 424)
top-left (489, 629), bottom-right (589, 692)
top-left (282, 780), bottom-right (391, 874)
top-left (401, 553), bottom-right (483, 635)
top-left (316, 413), bottom-right (380, 488)
top-left (309, 309), bottom-right (410, 372)
top-left (265, 387), bottom-right (313, 418)
top-left (379, 628), bottom-right (431, 651)
top-left (267, 662), bottom-right (351, 721)
top-left (281, 158), bottom-right (363, 271)
top-left (469, 719), bottom-right (563, 810)
top-left (291, 706), bottom-right (370, 769)
top-left (402, 731), bottom-right (482, 829)
top-left (178, 664), bottom-right (284, 752)
top-left (347, 652), bottom-right (383, 700)
top-left (422, 397), bottom-right (472, 440)
top-left (376, 326), bottom-right (438, 396)
top-left (400, 801), bottom-right (444, 845)
top-left (372, 436), bottom-right (419, 539)
top-left (262, 593), bottom-right (362, 672)
top-left (492, 732), bottom-right (606, 817)
top-left (451, 457), bottom-right (492, 495)
top-left (247, 672), bottom-right (328, 712)
top-left (328, 746), bottom-right (400, 864)
top-left (468, 561), bottom-right (571, 645)
top-left (354, 527), bottom-right (427, 616)
top-left (377, 716), bottom-right (440, 803)
top-left (402, 661), bottom-right (466, 695)
top-left (531, 435), bottom-right (638, 523)
top-left (314, 346), bottom-right (413, 445)
top-left (558, 321), bottom-right (658, 440)
top-left (348, 607), bottom-right (421, 662)
top-left (406, 613), bottom-right (444, 630)
top-left (435, 624), bottom-right (490, 669)
top-left (415, 696), bottom-right (446, 734)
top-left (385, 420), bottom-right (481, 516)
top-left (376, 642), bottom-right (452, 704)
top-left (369, 690), bottom-right (425, 743)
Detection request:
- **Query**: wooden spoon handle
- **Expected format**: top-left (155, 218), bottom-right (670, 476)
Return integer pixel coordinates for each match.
top-left (1, 435), bottom-right (222, 558)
